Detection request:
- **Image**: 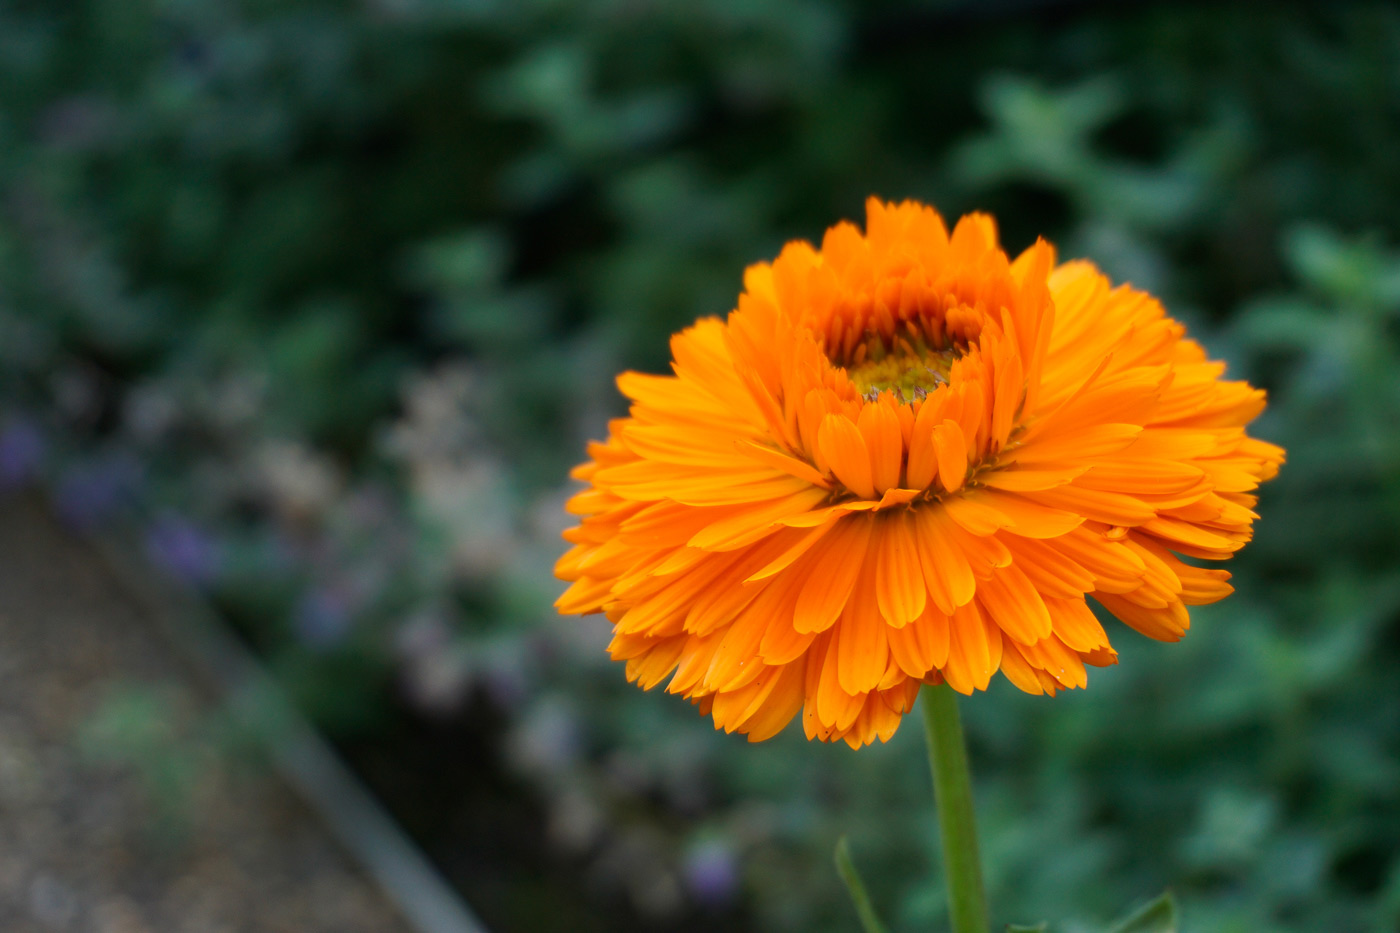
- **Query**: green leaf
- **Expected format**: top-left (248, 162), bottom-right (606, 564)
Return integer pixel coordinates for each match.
top-left (1105, 892), bottom-right (1179, 933)
top-left (1007, 924), bottom-right (1049, 932)
top-left (834, 836), bottom-right (890, 933)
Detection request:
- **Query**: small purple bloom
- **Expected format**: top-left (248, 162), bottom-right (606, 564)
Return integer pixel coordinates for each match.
top-left (0, 419), bottom-right (45, 489)
top-left (682, 839), bottom-right (740, 908)
top-left (54, 453), bottom-right (142, 529)
top-left (145, 514), bottom-right (221, 586)
top-left (484, 653), bottom-right (528, 710)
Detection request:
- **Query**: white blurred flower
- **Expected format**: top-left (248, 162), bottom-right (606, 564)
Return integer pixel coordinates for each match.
top-left (386, 362), bottom-right (519, 579)
top-left (254, 440), bottom-right (344, 520)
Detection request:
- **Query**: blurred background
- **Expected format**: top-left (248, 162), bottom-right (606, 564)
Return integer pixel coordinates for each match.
top-left (1, 1), bottom-right (1398, 931)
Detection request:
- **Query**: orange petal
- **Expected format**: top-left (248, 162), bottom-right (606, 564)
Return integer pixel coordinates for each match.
top-left (975, 564), bottom-right (1052, 645)
top-left (943, 602), bottom-right (994, 694)
top-left (1043, 595), bottom-right (1111, 653)
top-left (968, 489), bottom-right (1085, 538)
top-left (875, 510), bottom-right (927, 627)
top-left (740, 663), bottom-right (806, 741)
top-left (793, 517), bottom-right (872, 633)
top-left (686, 487), bottom-right (831, 550)
top-left (998, 640), bottom-right (1045, 695)
top-left (906, 396), bottom-right (942, 489)
top-left (737, 439), bottom-right (832, 488)
top-left (858, 400), bottom-right (904, 493)
top-left (818, 414), bottom-right (876, 499)
top-left (888, 603), bottom-right (951, 678)
top-left (1095, 592), bottom-right (1190, 642)
top-left (836, 552), bottom-right (890, 694)
top-left (913, 507), bottom-right (976, 613)
top-left (933, 419), bottom-right (969, 492)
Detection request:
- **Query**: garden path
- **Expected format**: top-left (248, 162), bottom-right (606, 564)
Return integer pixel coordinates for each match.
top-left (0, 493), bottom-right (414, 933)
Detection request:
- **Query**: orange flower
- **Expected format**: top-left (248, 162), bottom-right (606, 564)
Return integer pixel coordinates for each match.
top-left (556, 198), bottom-right (1283, 748)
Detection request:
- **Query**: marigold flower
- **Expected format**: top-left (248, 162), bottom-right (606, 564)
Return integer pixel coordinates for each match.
top-left (556, 198), bottom-right (1283, 748)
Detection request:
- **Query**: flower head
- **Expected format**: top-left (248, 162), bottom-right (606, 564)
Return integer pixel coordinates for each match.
top-left (556, 198), bottom-right (1283, 748)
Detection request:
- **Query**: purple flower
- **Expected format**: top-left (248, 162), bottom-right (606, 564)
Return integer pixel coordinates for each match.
top-left (295, 586), bottom-right (353, 649)
top-left (145, 513), bottom-right (221, 586)
top-left (682, 839), bottom-right (740, 908)
top-left (0, 419), bottom-right (45, 489)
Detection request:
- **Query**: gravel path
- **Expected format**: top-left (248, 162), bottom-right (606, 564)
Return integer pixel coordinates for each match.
top-left (0, 493), bottom-right (413, 933)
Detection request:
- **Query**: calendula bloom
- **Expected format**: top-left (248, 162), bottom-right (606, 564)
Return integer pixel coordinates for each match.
top-left (556, 198), bottom-right (1283, 748)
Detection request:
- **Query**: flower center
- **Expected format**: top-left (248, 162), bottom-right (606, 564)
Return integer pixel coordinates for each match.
top-left (816, 294), bottom-right (983, 403)
top-left (847, 342), bottom-right (961, 403)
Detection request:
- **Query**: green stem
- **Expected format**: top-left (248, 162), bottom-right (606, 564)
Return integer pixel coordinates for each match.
top-left (921, 683), bottom-right (990, 933)
top-left (834, 836), bottom-right (890, 933)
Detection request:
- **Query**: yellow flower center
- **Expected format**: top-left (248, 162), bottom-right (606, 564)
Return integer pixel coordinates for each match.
top-left (846, 338), bottom-right (961, 403)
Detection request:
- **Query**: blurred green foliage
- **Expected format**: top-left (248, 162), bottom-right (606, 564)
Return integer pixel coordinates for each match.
top-left (2, 2), bottom-right (1399, 932)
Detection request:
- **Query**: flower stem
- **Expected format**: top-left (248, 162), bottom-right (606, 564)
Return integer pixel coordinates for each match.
top-left (921, 683), bottom-right (990, 933)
